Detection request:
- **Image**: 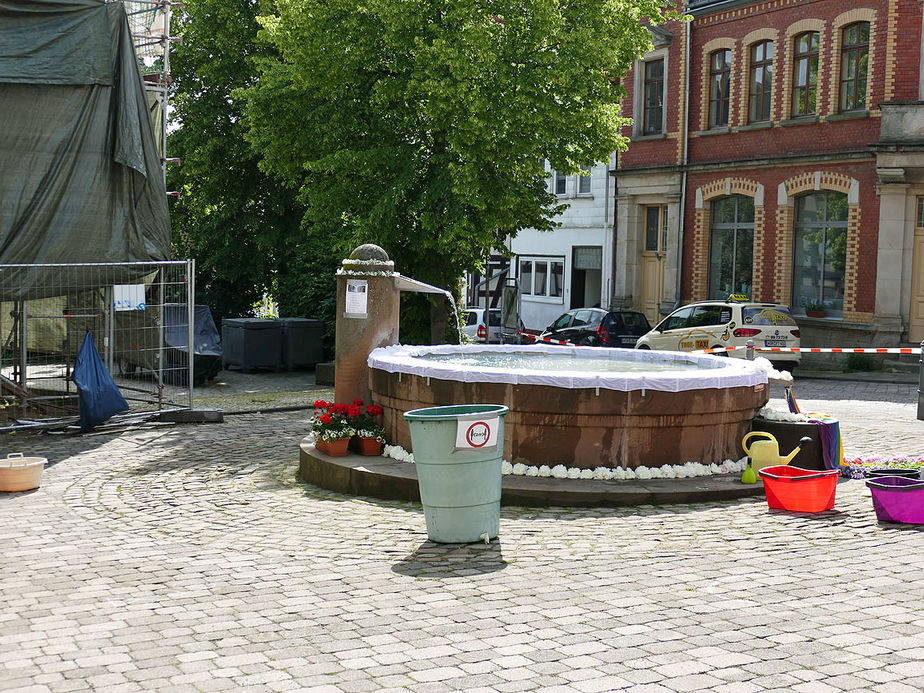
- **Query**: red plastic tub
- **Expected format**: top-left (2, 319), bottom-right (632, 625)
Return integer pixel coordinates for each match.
top-left (866, 476), bottom-right (924, 524)
top-left (757, 465), bottom-right (840, 512)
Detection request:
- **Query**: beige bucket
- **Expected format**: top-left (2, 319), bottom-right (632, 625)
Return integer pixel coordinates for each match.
top-left (0, 453), bottom-right (47, 492)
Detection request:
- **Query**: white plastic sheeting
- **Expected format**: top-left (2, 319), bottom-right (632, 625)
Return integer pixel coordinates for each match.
top-left (367, 344), bottom-right (768, 393)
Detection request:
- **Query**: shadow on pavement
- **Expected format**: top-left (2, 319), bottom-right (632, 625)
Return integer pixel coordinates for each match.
top-left (392, 540), bottom-right (508, 578)
top-left (874, 521), bottom-right (924, 532)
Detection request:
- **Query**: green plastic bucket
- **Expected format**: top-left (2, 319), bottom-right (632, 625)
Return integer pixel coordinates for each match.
top-left (404, 404), bottom-right (509, 543)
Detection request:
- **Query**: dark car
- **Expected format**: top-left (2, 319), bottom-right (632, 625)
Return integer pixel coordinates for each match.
top-left (539, 308), bottom-right (651, 347)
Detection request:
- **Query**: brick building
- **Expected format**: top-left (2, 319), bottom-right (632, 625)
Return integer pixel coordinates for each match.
top-left (614, 0), bottom-right (924, 349)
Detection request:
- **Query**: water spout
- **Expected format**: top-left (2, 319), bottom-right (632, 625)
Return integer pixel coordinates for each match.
top-left (393, 273), bottom-right (463, 344)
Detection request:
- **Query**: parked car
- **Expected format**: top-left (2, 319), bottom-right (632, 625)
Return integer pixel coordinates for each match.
top-left (538, 308), bottom-right (652, 347)
top-left (634, 298), bottom-right (801, 369)
top-left (463, 307), bottom-right (524, 343)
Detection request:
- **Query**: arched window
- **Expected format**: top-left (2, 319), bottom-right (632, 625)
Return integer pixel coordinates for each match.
top-left (709, 49), bottom-right (731, 127)
top-left (709, 196), bottom-right (754, 299)
top-left (749, 40), bottom-right (774, 122)
top-left (840, 22), bottom-right (869, 112)
top-left (792, 32), bottom-right (819, 116)
top-left (792, 192), bottom-right (848, 316)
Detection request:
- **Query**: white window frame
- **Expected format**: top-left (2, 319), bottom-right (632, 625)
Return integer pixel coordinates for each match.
top-left (633, 47), bottom-right (669, 137)
top-left (553, 170), bottom-right (567, 197)
top-left (518, 256), bottom-right (565, 304)
top-left (577, 167), bottom-right (592, 196)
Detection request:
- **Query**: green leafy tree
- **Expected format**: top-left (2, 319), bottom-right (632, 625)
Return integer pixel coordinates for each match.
top-left (244, 0), bottom-right (681, 341)
top-left (168, 0), bottom-right (307, 324)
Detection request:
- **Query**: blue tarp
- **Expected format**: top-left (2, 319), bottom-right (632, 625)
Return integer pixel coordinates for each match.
top-left (73, 330), bottom-right (128, 432)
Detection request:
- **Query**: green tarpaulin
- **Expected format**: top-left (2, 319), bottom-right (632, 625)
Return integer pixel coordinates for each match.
top-left (0, 0), bottom-right (171, 301)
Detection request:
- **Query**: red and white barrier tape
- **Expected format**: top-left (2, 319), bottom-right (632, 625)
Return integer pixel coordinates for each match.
top-left (698, 346), bottom-right (918, 355)
top-left (517, 330), bottom-right (575, 346)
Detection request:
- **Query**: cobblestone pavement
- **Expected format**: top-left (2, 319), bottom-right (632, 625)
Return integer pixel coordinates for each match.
top-left (2, 377), bottom-right (924, 692)
top-left (191, 368), bottom-right (327, 413)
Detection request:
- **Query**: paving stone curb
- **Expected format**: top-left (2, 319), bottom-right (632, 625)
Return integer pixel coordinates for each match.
top-left (299, 443), bottom-right (767, 507)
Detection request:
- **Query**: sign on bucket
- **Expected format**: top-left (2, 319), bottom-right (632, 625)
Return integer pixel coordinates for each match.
top-left (455, 416), bottom-right (499, 451)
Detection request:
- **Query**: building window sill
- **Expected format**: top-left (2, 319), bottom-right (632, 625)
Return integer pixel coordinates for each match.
top-left (523, 295), bottom-right (565, 305)
top-left (737, 121), bottom-right (773, 132)
top-left (781, 115), bottom-right (820, 127)
top-left (631, 133), bottom-right (667, 141)
top-left (696, 126), bottom-right (730, 137)
top-left (826, 110), bottom-right (870, 122)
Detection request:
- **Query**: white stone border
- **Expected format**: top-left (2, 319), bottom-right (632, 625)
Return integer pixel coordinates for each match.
top-left (382, 444), bottom-right (748, 480)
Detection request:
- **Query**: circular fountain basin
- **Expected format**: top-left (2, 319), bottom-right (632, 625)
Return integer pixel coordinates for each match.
top-left (368, 344), bottom-right (769, 469)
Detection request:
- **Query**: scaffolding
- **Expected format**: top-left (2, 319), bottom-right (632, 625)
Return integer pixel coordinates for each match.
top-left (121, 0), bottom-right (180, 189)
top-left (0, 3), bottom-right (188, 430)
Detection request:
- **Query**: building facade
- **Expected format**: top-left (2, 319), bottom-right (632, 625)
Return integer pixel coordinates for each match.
top-left (506, 159), bottom-right (617, 332)
top-left (614, 0), bottom-right (924, 348)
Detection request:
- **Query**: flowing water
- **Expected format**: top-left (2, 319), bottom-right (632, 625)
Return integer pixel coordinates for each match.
top-left (443, 292), bottom-right (463, 345)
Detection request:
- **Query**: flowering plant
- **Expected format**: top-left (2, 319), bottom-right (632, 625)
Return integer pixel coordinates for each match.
top-left (311, 400), bottom-right (356, 442)
top-left (311, 399), bottom-right (386, 443)
top-left (347, 399), bottom-right (386, 443)
top-left (841, 455), bottom-right (924, 479)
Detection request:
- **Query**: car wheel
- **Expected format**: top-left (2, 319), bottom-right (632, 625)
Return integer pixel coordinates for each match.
top-left (772, 361), bottom-right (794, 373)
top-left (636, 344), bottom-right (651, 350)
top-left (712, 345), bottom-right (729, 356)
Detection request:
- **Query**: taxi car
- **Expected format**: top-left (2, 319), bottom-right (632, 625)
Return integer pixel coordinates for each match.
top-left (634, 296), bottom-right (801, 369)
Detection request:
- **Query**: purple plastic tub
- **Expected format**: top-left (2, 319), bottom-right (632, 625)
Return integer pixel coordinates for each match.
top-left (868, 468), bottom-right (920, 480)
top-left (866, 476), bottom-right (924, 524)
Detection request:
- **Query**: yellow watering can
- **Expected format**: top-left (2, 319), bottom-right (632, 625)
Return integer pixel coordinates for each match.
top-left (741, 431), bottom-right (803, 471)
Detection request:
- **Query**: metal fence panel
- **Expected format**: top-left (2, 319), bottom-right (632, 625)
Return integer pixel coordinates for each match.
top-left (0, 261), bottom-right (194, 425)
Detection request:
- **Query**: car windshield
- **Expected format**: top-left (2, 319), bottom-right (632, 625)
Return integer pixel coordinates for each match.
top-left (621, 313), bottom-right (651, 330)
top-left (606, 312), bottom-right (650, 331)
top-left (742, 306), bottom-right (797, 326)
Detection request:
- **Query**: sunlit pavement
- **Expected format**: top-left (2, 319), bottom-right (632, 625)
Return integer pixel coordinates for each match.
top-left (1, 376), bottom-right (922, 692)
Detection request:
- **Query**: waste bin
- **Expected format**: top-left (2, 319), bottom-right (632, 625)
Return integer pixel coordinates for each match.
top-left (280, 318), bottom-right (324, 370)
top-left (404, 404), bottom-right (508, 543)
top-left (221, 318), bottom-right (283, 372)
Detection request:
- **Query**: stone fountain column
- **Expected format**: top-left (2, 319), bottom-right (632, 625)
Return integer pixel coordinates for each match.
top-left (334, 244), bottom-right (400, 405)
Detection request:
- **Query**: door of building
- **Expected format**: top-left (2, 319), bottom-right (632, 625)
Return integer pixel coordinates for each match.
top-left (571, 246), bottom-right (602, 309)
top-left (640, 205), bottom-right (667, 324)
top-left (910, 199), bottom-right (924, 342)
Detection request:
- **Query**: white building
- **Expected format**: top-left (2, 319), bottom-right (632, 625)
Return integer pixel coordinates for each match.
top-left (507, 157), bottom-right (617, 332)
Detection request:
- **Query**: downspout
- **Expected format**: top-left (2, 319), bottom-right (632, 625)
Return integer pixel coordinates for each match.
top-left (606, 157), bottom-right (619, 310)
top-left (609, 154), bottom-right (617, 310)
top-left (675, 16), bottom-right (691, 310)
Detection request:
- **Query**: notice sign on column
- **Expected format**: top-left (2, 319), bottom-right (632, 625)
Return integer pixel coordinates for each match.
top-left (455, 416), bottom-right (499, 451)
top-left (345, 279), bottom-right (368, 318)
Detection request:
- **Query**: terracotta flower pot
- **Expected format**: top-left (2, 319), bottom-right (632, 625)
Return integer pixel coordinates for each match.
top-left (805, 310), bottom-right (825, 318)
top-left (315, 437), bottom-right (350, 457)
top-left (353, 436), bottom-right (383, 456)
